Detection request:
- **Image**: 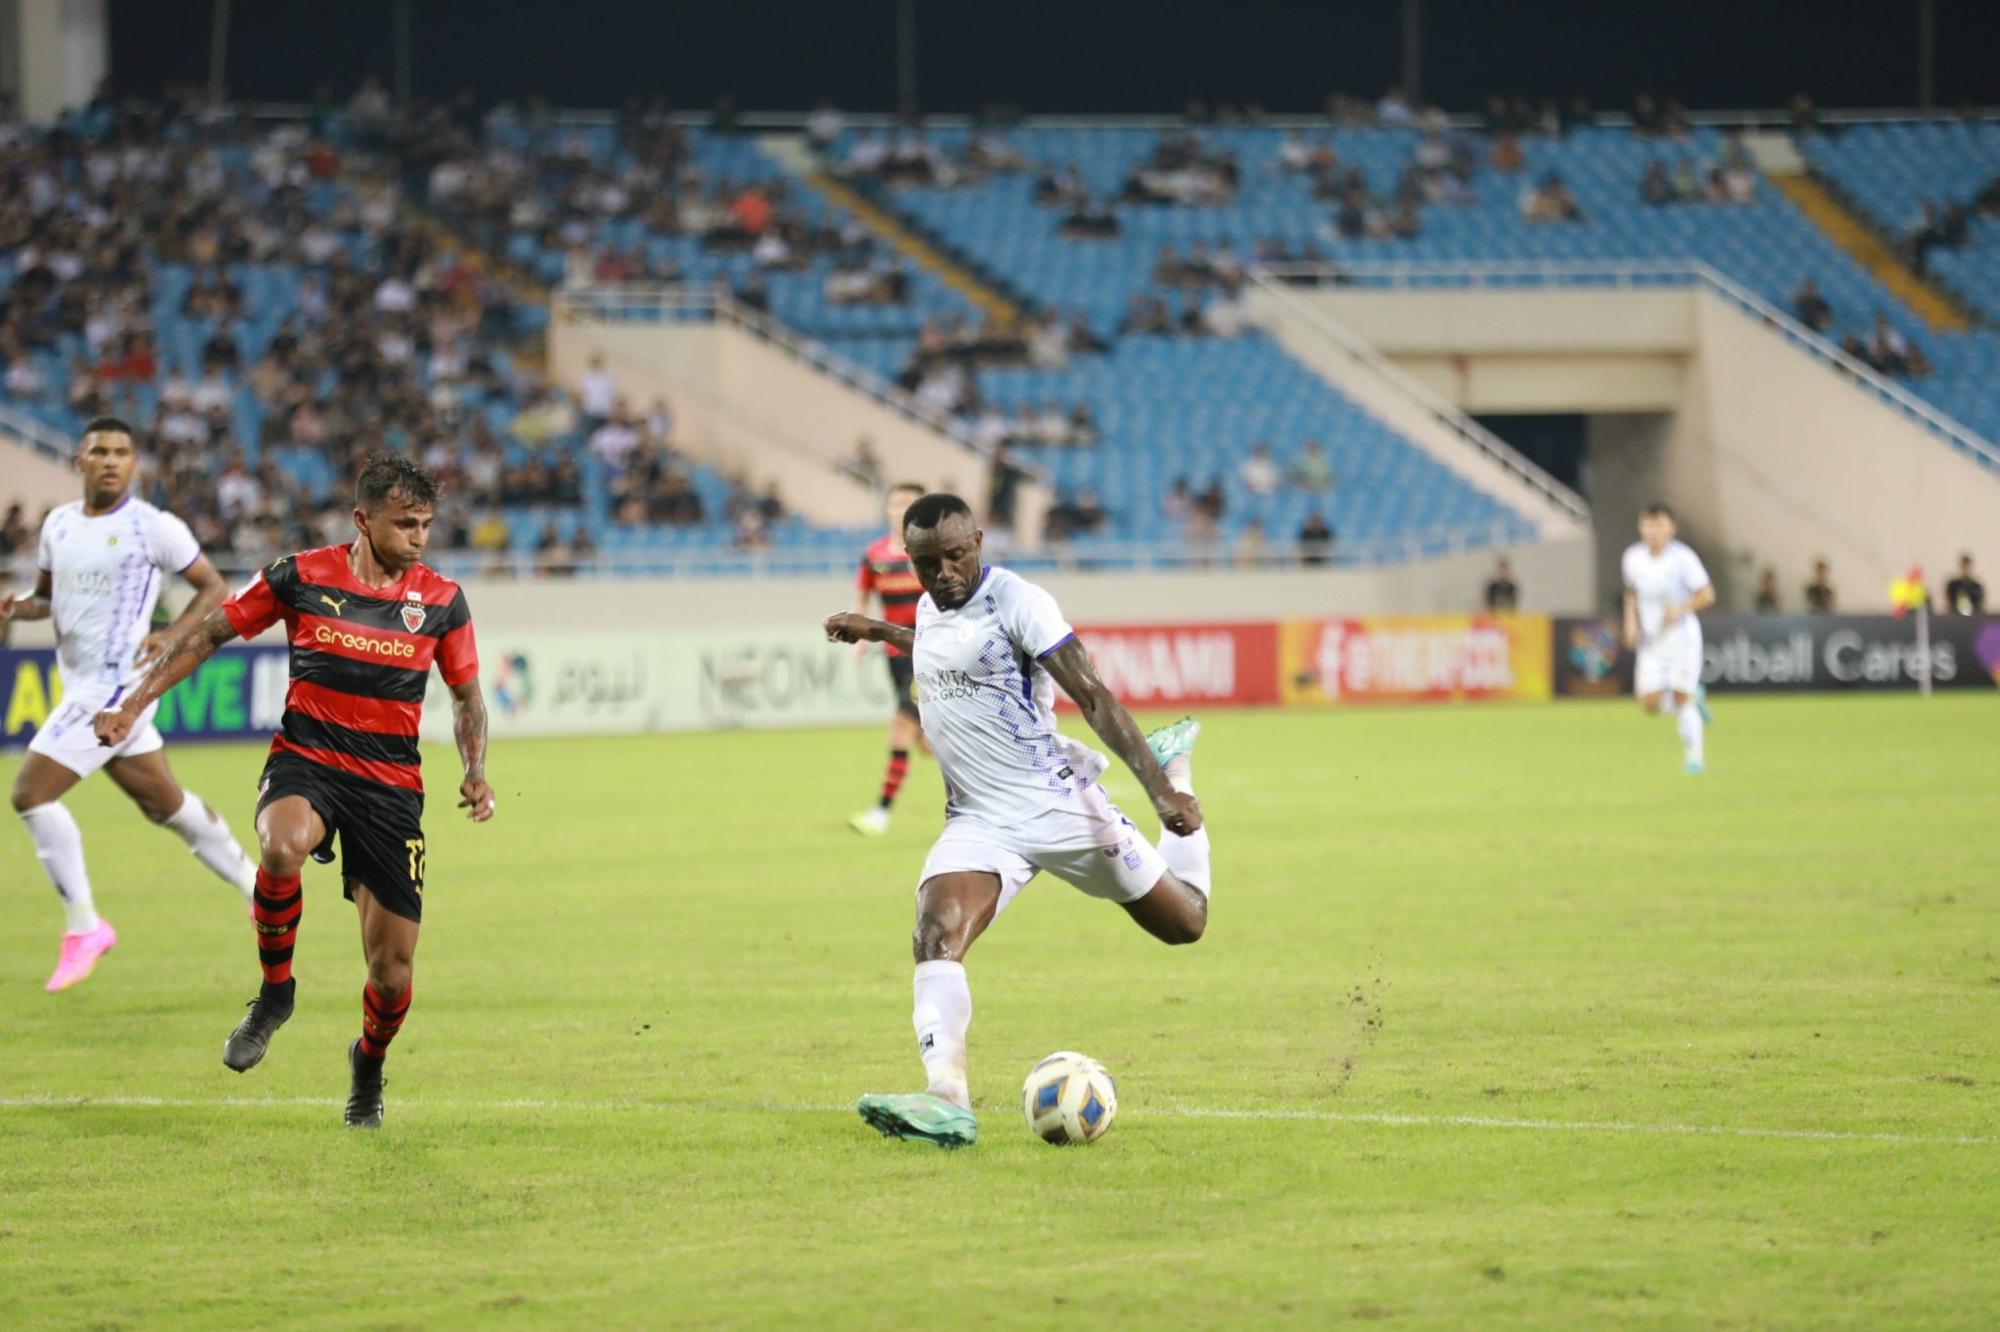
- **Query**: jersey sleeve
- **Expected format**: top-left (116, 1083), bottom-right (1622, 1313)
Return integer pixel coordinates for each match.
top-left (855, 553), bottom-right (877, 596)
top-left (437, 589), bottom-right (479, 686)
top-left (1619, 545), bottom-right (1639, 589)
top-left (221, 558), bottom-right (294, 639)
top-left (145, 509), bottom-right (203, 574)
top-left (1678, 545), bottom-right (1712, 594)
top-left (1003, 577), bottom-right (1077, 660)
top-left (36, 512), bottom-right (55, 572)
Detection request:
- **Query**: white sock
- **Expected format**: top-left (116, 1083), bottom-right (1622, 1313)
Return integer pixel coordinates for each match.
top-left (163, 791), bottom-right (257, 900)
top-left (1159, 826), bottom-right (1212, 899)
top-left (1677, 699), bottom-right (1705, 765)
top-left (20, 802), bottom-right (99, 934)
top-left (912, 959), bottom-right (972, 1109)
top-left (1157, 754), bottom-right (1211, 897)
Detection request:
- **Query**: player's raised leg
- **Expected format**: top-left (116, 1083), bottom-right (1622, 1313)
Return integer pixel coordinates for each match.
top-left (856, 870), bottom-right (1000, 1148)
top-left (346, 883), bottom-right (418, 1129)
top-left (104, 752), bottom-right (258, 903)
top-left (1122, 717), bottom-right (1211, 944)
top-left (11, 752), bottom-right (116, 991)
top-left (223, 794), bottom-right (321, 1071)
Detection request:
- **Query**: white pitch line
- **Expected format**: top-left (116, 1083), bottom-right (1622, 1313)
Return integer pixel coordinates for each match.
top-left (0, 1093), bottom-right (1990, 1147)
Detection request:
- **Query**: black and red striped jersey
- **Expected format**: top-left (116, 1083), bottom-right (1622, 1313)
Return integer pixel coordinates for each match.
top-left (223, 546), bottom-right (478, 792)
top-left (858, 534), bottom-right (922, 658)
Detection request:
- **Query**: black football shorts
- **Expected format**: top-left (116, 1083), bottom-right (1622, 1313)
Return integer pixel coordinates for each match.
top-left (257, 750), bottom-right (429, 923)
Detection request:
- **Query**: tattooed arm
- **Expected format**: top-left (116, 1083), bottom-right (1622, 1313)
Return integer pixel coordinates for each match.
top-left (94, 608), bottom-right (240, 748)
top-left (451, 676), bottom-right (495, 822)
top-left (0, 569), bottom-right (53, 623)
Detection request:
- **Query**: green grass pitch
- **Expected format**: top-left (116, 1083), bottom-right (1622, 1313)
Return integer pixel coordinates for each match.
top-left (2, 695), bottom-right (1996, 1329)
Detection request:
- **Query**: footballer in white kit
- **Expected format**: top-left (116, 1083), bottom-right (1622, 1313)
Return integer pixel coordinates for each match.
top-left (823, 493), bottom-right (1212, 1148)
top-left (1621, 504), bottom-right (1716, 773)
top-left (2, 418), bottom-right (258, 993)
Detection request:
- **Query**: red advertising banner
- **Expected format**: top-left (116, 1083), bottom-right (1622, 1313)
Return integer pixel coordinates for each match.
top-left (1061, 623), bottom-right (1282, 710)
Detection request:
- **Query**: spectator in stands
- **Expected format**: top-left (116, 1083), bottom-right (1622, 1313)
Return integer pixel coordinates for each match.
top-left (1521, 172), bottom-right (1583, 223)
top-left (578, 353), bottom-right (618, 437)
top-left (1973, 175), bottom-right (2000, 218)
top-left (589, 409), bottom-right (641, 468)
top-left (1792, 278), bottom-right (1834, 333)
top-left (1182, 500), bottom-right (1219, 564)
top-left (1754, 568), bottom-right (1782, 613)
top-left (1045, 487), bottom-right (1106, 542)
top-left (1, 502), bottom-right (31, 558)
top-left (1866, 314), bottom-right (1911, 377)
top-left (1067, 403), bottom-right (1100, 446)
top-left (1804, 560), bottom-right (1838, 613)
top-left (807, 101), bottom-right (844, 158)
top-left (1232, 519), bottom-right (1270, 569)
top-left (845, 436), bottom-right (882, 490)
top-left (1162, 477), bottom-right (1194, 523)
top-left (1484, 557), bottom-right (1519, 612)
top-left (536, 520), bottom-right (576, 578)
top-left (1239, 443), bottom-right (1281, 497)
top-left (1059, 195), bottom-right (1121, 238)
top-left (735, 271), bottom-right (770, 313)
top-left (1298, 511), bottom-right (1336, 566)
top-left (1641, 160), bottom-right (1675, 206)
top-left (1790, 94), bottom-right (1820, 138)
top-left (1195, 478), bottom-right (1226, 525)
top-left (1944, 554), bottom-right (1984, 616)
top-left (1290, 439), bottom-right (1334, 494)
top-left (1491, 132), bottom-right (1525, 175)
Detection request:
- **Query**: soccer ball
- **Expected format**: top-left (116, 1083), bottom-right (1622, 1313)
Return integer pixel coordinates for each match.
top-left (1021, 1051), bottom-right (1119, 1145)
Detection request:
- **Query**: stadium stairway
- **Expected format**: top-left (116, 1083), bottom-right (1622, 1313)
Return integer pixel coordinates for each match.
top-left (1243, 276), bottom-right (1590, 540)
top-left (1768, 173), bottom-right (1969, 332)
top-left (798, 170), bottom-right (1022, 327)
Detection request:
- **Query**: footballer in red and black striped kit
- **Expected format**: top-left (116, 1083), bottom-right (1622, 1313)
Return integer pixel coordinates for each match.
top-left (847, 482), bottom-right (927, 836)
top-left (96, 454), bottom-right (494, 1128)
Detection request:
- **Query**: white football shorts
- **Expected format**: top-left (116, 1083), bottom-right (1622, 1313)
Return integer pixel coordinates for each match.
top-left (1635, 637), bottom-right (1702, 698)
top-left (27, 681), bottom-right (164, 777)
top-left (917, 783), bottom-right (1170, 912)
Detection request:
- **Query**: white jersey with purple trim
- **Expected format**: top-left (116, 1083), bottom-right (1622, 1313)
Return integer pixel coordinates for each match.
top-left (1621, 538), bottom-right (1710, 653)
top-left (37, 498), bottom-right (201, 691)
top-left (911, 565), bottom-right (1109, 828)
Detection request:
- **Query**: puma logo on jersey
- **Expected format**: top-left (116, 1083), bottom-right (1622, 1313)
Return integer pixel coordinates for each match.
top-left (319, 594), bottom-right (347, 614)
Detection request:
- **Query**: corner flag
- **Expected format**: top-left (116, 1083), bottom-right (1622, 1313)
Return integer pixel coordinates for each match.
top-left (1890, 566), bottom-right (1926, 618)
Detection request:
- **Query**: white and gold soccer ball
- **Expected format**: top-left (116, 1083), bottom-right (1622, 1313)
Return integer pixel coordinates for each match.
top-left (1021, 1051), bottom-right (1119, 1145)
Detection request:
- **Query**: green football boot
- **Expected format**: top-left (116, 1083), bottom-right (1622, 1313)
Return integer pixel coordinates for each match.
top-left (1145, 716), bottom-right (1203, 770)
top-left (856, 1092), bottom-right (978, 1148)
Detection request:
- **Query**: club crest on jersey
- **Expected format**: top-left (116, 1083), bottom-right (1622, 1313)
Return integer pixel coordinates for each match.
top-left (400, 594), bottom-right (427, 633)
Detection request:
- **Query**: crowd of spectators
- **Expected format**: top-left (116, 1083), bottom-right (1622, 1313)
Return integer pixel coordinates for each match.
top-left (1638, 134), bottom-right (1758, 207)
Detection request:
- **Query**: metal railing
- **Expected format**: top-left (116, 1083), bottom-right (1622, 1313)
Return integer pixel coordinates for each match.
top-left (0, 402), bottom-right (74, 461)
top-left (1249, 267), bottom-right (1592, 523)
top-left (0, 522), bottom-right (1525, 589)
top-left (554, 282), bottom-right (993, 458)
top-left (1273, 259), bottom-right (2000, 478)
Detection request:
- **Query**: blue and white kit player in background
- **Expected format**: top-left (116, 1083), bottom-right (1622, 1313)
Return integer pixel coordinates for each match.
top-left (1621, 503), bottom-right (1716, 774)
top-left (822, 492), bottom-right (1211, 1148)
top-left (0, 418), bottom-right (258, 992)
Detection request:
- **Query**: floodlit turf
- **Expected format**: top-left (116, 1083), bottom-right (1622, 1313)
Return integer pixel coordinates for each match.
top-left (2, 695), bottom-right (1997, 1329)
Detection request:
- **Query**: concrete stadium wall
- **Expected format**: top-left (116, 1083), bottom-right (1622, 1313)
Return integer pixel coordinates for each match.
top-left (1290, 285), bottom-right (2000, 609)
top-left (1, 435), bottom-right (77, 513)
top-left (1669, 290), bottom-right (2000, 608)
top-left (551, 318), bottom-right (1049, 538)
top-left (1301, 287), bottom-right (1692, 413)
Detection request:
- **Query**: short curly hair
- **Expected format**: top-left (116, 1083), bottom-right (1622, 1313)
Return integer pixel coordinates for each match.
top-left (355, 452), bottom-right (441, 514)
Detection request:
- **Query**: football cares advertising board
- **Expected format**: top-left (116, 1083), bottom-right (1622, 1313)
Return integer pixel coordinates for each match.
top-left (1553, 615), bottom-right (2000, 696)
